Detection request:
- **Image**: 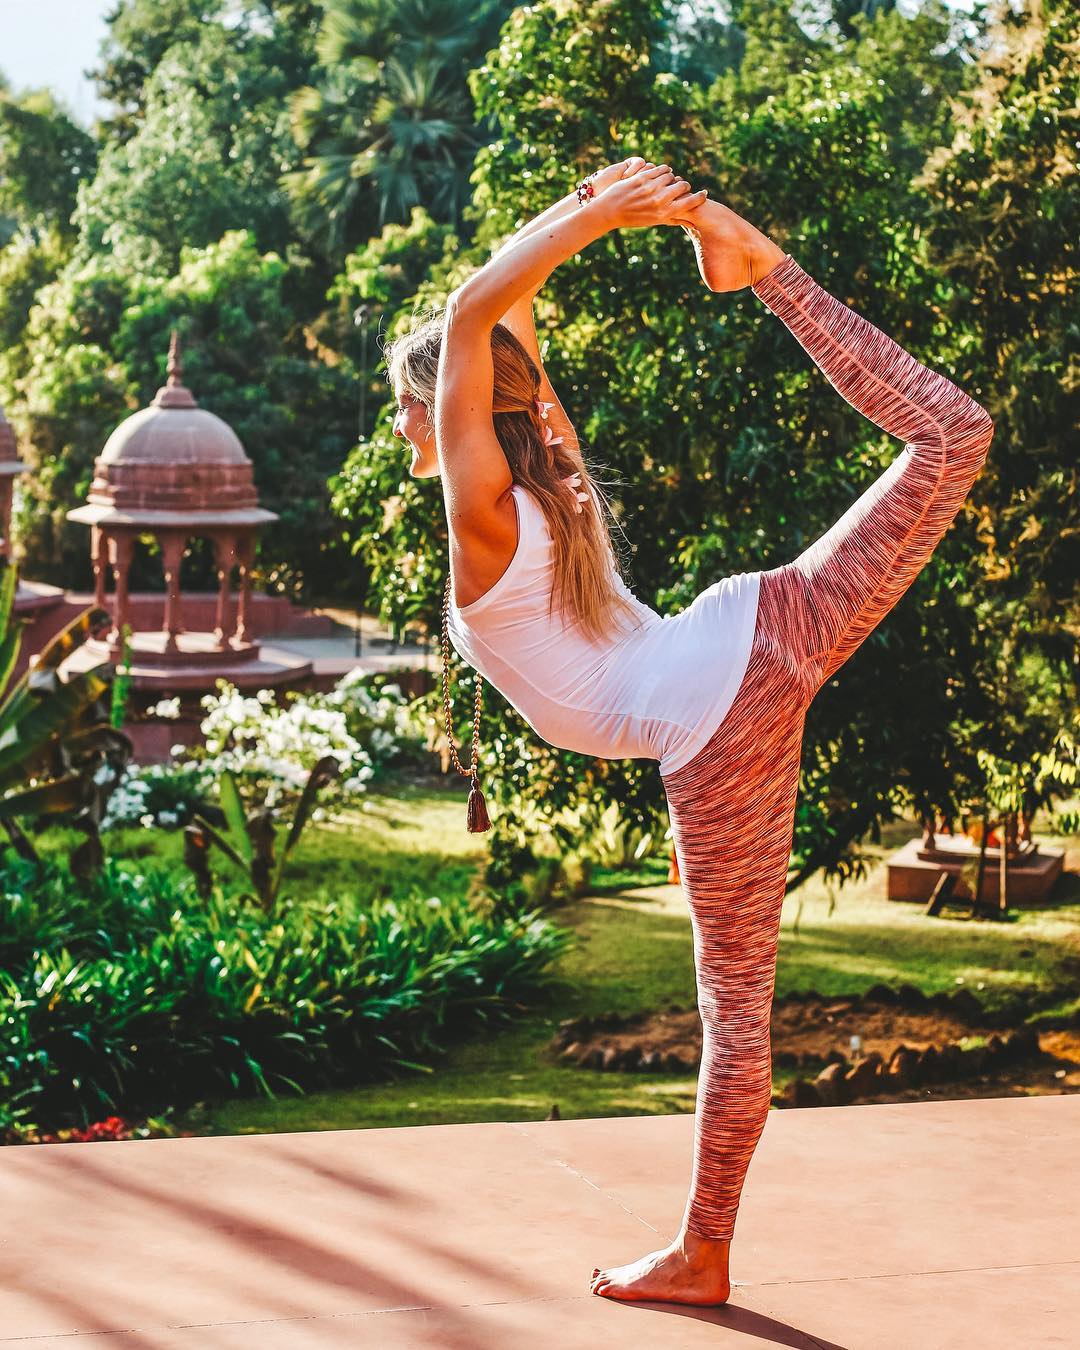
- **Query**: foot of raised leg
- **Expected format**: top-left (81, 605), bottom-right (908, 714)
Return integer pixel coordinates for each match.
top-left (675, 199), bottom-right (785, 293)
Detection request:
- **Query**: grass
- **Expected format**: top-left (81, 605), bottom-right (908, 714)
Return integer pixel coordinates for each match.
top-left (37, 767), bottom-right (487, 906)
top-left (167, 784), bottom-right (1079, 1139)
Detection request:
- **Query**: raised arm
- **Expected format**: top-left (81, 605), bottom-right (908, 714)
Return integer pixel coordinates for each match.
top-left (481, 158), bottom-right (652, 312)
top-left (449, 192), bottom-right (615, 327)
top-left (482, 163), bottom-right (654, 452)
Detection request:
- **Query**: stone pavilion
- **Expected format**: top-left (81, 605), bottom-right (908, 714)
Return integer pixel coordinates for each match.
top-left (63, 334), bottom-right (312, 700)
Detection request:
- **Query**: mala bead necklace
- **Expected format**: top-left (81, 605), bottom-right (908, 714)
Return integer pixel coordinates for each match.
top-left (441, 573), bottom-right (490, 832)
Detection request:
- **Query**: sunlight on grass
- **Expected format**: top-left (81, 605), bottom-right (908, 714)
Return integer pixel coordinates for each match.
top-left (178, 806), bottom-right (1078, 1138)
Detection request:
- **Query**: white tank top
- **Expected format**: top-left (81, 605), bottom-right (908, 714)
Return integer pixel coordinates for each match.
top-left (446, 483), bottom-right (760, 780)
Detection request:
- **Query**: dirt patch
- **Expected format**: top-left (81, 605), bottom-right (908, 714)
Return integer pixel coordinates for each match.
top-left (550, 992), bottom-right (1080, 1106)
top-left (552, 994), bottom-right (1009, 1071)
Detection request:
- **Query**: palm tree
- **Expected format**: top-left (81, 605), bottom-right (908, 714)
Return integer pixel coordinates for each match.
top-left (284, 0), bottom-right (513, 251)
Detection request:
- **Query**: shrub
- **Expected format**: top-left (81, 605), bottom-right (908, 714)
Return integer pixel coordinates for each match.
top-left (0, 853), bottom-right (574, 1134)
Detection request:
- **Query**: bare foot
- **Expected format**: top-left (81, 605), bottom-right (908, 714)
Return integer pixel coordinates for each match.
top-left (589, 1235), bottom-right (731, 1307)
top-left (674, 198), bottom-right (786, 292)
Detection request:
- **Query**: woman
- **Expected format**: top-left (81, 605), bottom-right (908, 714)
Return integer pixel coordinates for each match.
top-left (385, 159), bottom-right (994, 1307)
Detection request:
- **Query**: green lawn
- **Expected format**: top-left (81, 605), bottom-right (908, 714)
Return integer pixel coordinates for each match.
top-left (161, 777), bottom-right (1079, 1138)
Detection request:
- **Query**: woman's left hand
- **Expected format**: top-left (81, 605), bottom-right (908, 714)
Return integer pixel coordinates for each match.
top-left (584, 156), bottom-right (651, 196)
top-left (598, 162), bottom-right (708, 230)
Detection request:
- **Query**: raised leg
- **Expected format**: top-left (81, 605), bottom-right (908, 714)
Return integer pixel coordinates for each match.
top-left (749, 254), bottom-right (994, 688)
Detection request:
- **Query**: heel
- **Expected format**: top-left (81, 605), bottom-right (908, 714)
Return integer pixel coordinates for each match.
top-left (679, 221), bottom-right (713, 291)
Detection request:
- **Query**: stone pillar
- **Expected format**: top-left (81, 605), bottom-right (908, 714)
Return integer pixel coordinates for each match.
top-left (234, 531), bottom-right (256, 645)
top-left (107, 530), bottom-right (135, 649)
top-left (159, 530), bottom-right (186, 653)
top-left (212, 531), bottom-right (236, 647)
top-left (91, 524), bottom-right (108, 607)
top-left (0, 478), bottom-right (13, 561)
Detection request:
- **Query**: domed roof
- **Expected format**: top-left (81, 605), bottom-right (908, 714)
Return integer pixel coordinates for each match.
top-left (66, 333), bottom-right (278, 528)
top-left (99, 334), bottom-right (249, 466)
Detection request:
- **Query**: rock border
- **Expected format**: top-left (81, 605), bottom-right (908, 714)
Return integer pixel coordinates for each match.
top-left (550, 983), bottom-right (1046, 1080)
top-left (779, 1024), bottom-right (1041, 1108)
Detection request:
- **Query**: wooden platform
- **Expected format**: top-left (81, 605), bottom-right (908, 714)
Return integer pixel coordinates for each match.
top-left (1, 1094), bottom-right (1076, 1347)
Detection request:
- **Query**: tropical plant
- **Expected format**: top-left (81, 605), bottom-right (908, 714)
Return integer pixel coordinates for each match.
top-left (0, 562), bottom-right (132, 879)
top-left (285, 0), bottom-right (514, 250)
top-left (0, 851), bottom-right (574, 1134)
top-left (183, 757), bottom-right (340, 908)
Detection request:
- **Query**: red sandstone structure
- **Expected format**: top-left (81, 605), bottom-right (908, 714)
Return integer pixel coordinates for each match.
top-left (63, 334), bottom-right (312, 698)
top-left (0, 402), bottom-right (25, 563)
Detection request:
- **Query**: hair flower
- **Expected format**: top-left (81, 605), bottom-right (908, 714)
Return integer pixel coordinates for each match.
top-left (534, 398), bottom-right (563, 448)
top-left (560, 470), bottom-right (589, 514)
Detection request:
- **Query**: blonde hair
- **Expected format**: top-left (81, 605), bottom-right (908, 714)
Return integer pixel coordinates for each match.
top-left (383, 307), bottom-right (647, 645)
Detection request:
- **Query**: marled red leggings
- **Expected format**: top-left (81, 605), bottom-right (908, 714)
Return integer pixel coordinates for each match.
top-left (660, 254), bottom-right (994, 1241)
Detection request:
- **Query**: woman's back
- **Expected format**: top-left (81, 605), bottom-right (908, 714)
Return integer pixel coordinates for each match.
top-left (447, 483), bottom-right (761, 778)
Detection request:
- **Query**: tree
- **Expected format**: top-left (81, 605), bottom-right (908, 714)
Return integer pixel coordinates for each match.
top-left (331, 0), bottom-right (1027, 893)
top-left (285, 0), bottom-right (515, 254)
top-left (0, 87), bottom-right (97, 242)
top-left (907, 0), bottom-right (1080, 818)
top-left (79, 4), bottom-right (323, 272)
top-left (92, 0), bottom-right (323, 141)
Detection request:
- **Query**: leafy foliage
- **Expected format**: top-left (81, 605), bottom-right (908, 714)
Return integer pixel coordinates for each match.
top-left (0, 853), bottom-right (573, 1134)
top-left (330, 0), bottom-right (1074, 892)
top-left (0, 88), bottom-right (97, 242)
top-left (0, 563), bottom-right (132, 879)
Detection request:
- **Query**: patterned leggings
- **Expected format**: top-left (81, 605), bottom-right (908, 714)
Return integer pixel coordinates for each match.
top-left (660, 254), bottom-right (994, 1241)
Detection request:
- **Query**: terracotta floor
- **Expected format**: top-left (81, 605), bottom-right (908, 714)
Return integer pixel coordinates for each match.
top-left (1, 1095), bottom-right (1075, 1348)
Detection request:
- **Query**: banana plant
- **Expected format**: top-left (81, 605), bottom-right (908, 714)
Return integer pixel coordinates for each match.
top-left (183, 754), bottom-right (341, 909)
top-left (0, 560), bottom-right (133, 880)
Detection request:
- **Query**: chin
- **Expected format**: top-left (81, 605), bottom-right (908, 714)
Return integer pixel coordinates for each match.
top-left (411, 446), bottom-right (439, 478)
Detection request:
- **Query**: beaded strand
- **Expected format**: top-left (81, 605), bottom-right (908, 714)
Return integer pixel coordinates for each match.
top-left (441, 573), bottom-right (490, 832)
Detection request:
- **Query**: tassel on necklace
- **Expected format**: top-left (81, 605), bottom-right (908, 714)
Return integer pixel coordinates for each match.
top-left (466, 773), bottom-right (491, 833)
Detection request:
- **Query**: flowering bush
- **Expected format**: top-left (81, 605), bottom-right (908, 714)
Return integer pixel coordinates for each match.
top-left (98, 758), bottom-right (213, 831)
top-left (193, 683), bottom-right (373, 810)
top-left (101, 672), bottom-right (431, 829)
top-left (311, 671), bottom-right (430, 773)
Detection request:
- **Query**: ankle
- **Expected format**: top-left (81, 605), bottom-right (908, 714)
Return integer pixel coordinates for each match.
top-left (749, 236), bottom-right (786, 285)
top-left (677, 1228), bottom-right (731, 1265)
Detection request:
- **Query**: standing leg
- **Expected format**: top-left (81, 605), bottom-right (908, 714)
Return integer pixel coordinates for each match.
top-left (665, 565), bottom-right (814, 1242)
top-left (591, 566), bottom-right (814, 1304)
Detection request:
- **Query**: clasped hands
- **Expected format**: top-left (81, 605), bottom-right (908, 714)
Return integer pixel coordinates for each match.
top-left (586, 156), bottom-right (708, 230)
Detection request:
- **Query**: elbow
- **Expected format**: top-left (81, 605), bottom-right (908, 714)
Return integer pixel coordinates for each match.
top-left (445, 284), bottom-right (494, 329)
